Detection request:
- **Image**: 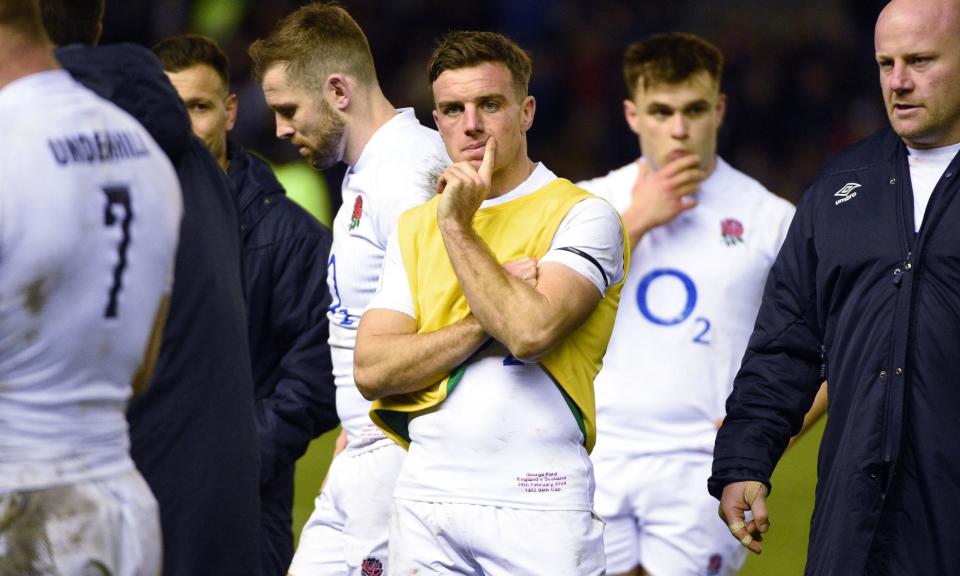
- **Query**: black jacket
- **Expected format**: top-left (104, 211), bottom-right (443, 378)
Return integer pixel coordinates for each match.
top-left (227, 140), bottom-right (337, 481)
top-left (58, 44), bottom-right (261, 576)
top-left (709, 128), bottom-right (960, 575)
top-left (226, 140), bottom-right (337, 574)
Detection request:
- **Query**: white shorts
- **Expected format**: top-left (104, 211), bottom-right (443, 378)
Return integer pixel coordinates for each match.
top-left (288, 440), bottom-right (404, 576)
top-left (389, 499), bottom-right (605, 575)
top-left (0, 469), bottom-right (161, 576)
top-left (593, 453), bottom-right (746, 575)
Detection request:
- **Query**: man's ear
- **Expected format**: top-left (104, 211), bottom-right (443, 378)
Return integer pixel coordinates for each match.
top-left (432, 108), bottom-right (440, 128)
top-left (716, 92), bottom-right (727, 126)
top-left (623, 98), bottom-right (641, 135)
top-left (520, 95), bottom-right (536, 132)
top-left (225, 93), bottom-right (238, 132)
top-left (327, 74), bottom-right (352, 111)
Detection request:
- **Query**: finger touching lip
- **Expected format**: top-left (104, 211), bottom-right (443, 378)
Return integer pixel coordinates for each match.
top-left (462, 144), bottom-right (486, 160)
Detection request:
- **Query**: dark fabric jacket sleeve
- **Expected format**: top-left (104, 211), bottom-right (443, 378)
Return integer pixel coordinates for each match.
top-left (254, 225), bottom-right (336, 485)
top-left (709, 187), bottom-right (825, 498)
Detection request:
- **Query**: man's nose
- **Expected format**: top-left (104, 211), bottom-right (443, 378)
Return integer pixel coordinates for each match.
top-left (275, 117), bottom-right (294, 140)
top-left (463, 105), bottom-right (483, 134)
top-left (889, 62), bottom-right (914, 93)
top-left (670, 112), bottom-right (689, 139)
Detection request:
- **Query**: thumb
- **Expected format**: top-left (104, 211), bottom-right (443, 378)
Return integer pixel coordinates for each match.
top-left (479, 136), bottom-right (496, 186)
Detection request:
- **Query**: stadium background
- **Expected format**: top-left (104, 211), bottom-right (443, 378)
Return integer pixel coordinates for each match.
top-left (99, 0), bottom-right (885, 573)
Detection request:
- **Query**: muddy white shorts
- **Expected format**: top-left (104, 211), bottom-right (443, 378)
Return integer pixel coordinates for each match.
top-left (288, 440), bottom-right (404, 576)
top-left (0, 468), bottom-right (161, 576)
top-left (388, 498), bottom-right (605, 575)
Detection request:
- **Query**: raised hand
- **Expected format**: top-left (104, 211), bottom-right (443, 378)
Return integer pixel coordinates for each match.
top-left (437, 136), bottom-right (497, 227)
top-left (621, 154), bottom-right (704, 246)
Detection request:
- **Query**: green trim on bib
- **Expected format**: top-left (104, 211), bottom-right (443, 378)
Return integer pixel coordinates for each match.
top-left (540, 365), bottom-right (587, 444)
top-left (446, 363), bottom-right (468, 396)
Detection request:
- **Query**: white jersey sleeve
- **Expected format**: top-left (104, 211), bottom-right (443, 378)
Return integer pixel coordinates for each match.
top-left (541, 197), bottom-right (625, 295)
top-left (366, 228), bottom-right (415, 318)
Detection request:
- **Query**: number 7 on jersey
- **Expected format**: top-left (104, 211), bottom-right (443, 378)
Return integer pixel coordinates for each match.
top-left (102, 185), bottom-right (132, 319)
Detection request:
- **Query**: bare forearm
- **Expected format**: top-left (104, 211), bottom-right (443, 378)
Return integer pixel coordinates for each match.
top-left (354, 315), bottom-right (488, 400)
top-left (439, 221), bottom-right (566, 361)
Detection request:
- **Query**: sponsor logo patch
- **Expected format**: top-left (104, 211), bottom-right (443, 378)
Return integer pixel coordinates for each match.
top-left (834, 182), bottom-right (861, 205)
top-left (720, 218), bottom-right (744, 245)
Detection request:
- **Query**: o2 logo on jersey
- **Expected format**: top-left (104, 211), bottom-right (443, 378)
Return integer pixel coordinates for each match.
top-left (636, 268), bottom-right (711, 345)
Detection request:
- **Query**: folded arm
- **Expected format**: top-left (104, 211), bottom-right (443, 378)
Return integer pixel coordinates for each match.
top-left (435, 139), bottom-right (616, 362)
top-left (354, 310), bottom-right (488, 400)
top-left (439, 221), bottom-right (601, 362)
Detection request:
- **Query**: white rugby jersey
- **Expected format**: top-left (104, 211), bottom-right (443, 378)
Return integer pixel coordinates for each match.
top-left (0, 70), bottom-right (182, 492)
top-left (327, 108), bottom-right (449, 448)
top-left (369, 164), bottom-right (625, 510)
top-left (579, 158), bottom-right (794, 457)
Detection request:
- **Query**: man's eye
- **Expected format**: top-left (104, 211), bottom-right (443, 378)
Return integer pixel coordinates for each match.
top-left (443, 106), bottom-right (463, 116)
top-left (482, 101), bottom-right (499, 112)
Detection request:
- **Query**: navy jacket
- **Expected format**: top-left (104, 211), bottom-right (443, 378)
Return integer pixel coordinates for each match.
top-left (226, 140), bottom-right (336, 575)
top-left (57, 45), bottom-right (262, 576)
top-left (709, 128), bottom-right (960, 575)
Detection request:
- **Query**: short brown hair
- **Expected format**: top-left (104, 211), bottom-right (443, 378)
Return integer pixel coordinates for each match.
top-left (428, 31), bottom-right (532, 96)
top-left (153, 34), bottom-right (231, 91)
top-left (38, 0), bottom-right (103, 46)
top-left (623, 32), bottom-right (724, 99)
top-left (248, 2), bottom-right (376, 90)
top-left (1, 0), bottom-right (46, 40)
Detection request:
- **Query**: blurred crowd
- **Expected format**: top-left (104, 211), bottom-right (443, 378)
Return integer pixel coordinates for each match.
top-left (102, 0), bottom-right (891, 209)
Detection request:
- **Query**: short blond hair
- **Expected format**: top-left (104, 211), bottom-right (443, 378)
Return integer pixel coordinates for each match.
top-left (249, 2), bottom-right (376, 90)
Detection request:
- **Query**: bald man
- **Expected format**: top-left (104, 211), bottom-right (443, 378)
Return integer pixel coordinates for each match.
top-left (709, 0), bottom-right (960, 573)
